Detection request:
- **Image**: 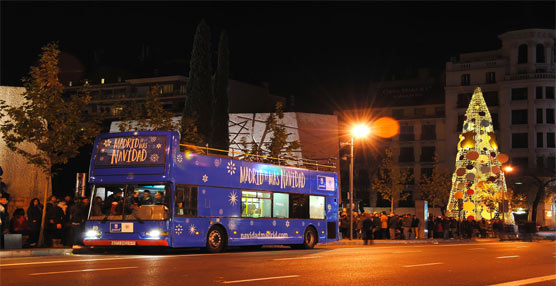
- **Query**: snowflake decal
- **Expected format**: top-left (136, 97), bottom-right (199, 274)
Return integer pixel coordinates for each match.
top-left (302, 222), bottom-right (305, 226)
top-left (214, 159), bottom-right (221, 167)
top-left (219, 209), bottom-right (224, 215)
top-left (195, 161), bottom-right (199, 166)
top-left (285, 220), bottom-right (290, 228)
top-left (327, 204), bottom-right (332, 211)
top-left (189, 224), bottom-right (197, 234)
top-left (202, 174), bottom-right (208, 183)
top-left (103, 139), bottom-right (112, 147)
top-left (228, 220), bottom-right (236, 230)
top-left (272, 220), bottom-right (277, 227)
top-left (227, 161), bottom-right (236, 175)
top-left (177, 154), bottom-right (183, 163)
top-left (150, 136), bottom-right (157, 142)
top-left (228, 191), bottom-right (238, 206)
top-left (250, 220), bottom-right (254, 226)
top-left (156, 143), bottom-right (162, 149)
top-left (216, 218), bottom-right (221, 223)
top-left (150, 154), bottom-right (159, 162)
top-left (202, 189), bottom-right (206, 195)
top-left (175, 224), bottom-right (184, 236)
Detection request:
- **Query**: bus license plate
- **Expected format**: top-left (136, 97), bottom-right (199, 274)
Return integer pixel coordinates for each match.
top-left (111, 241), bottom-right (136, 246)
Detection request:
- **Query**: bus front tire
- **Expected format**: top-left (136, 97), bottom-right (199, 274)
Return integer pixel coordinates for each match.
top-left (206, 226), bottom-right (227, 253)
top-left (291, 227), bottom-right (318, 249)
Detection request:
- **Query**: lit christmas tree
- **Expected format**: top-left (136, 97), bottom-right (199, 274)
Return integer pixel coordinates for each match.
top-left (447, 87), bottom-right (514, 224)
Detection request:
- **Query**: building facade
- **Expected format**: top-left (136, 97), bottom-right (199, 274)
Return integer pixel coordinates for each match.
top-left (445, 28), bottom-right (556, 223)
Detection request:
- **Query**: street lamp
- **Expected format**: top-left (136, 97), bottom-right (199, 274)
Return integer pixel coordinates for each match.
top-left (347, 124), bottom-right (370, 240)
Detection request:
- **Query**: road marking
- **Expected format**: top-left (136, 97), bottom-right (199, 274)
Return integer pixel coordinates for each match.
top-left (468, 248), bottom-right (485, 250)
top-left (273, 256), bottom-right (322, 261)
top-left (222, 275), bottom-right (300, 284)
top-left (516, 246), bottom-right (528, 248)
top-left (1, 257), bottom-right (135, 267)
top-left (496, 255), bottom-right (520, 259)
top-left (487, 274), bottom-right (556, 286)
top-left (29, 266), bottom-right (138, 276)
top-left (392, 250), bottom-right (422, 254)
top-left (403, 262), bottom-right (443, 268)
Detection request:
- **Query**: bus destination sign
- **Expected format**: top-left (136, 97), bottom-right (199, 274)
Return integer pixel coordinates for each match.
top-left (94, 135), bottom-right (166, 167)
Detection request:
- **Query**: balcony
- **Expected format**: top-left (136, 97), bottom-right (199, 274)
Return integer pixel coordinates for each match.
top-left (505, 72), bottom-right (555, 81)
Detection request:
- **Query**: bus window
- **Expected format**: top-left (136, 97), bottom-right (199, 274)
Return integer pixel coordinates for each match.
top-left (273, 193), bottom-right (289, 218)
top-left (241, 191), bottom-right (271, 218)
top-left (175, 185), bottom-right (197, 216)
top-left (289, 194), bottom-right (309, 219)
top-left (309, 195), bottom-right (325, 219)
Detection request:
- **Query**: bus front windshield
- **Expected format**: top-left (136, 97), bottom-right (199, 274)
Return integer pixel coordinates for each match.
top-left (89, 183), bottom-right (170, 221)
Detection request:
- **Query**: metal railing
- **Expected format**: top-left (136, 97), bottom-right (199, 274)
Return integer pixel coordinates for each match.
top-left (179, 144), bottom-right (336, 171)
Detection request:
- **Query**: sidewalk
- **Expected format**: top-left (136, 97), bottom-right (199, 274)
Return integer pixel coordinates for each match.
top-left (323, 238), bottom-right (500, 245)
top-left (0, 248), bottom-right (73, 258)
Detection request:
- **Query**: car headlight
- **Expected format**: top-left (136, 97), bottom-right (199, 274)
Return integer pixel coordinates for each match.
top-left (85, 230), bottom-right (101, 238)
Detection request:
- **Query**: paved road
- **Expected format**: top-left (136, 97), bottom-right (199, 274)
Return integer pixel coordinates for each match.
top-left (1, 241), bottom-right (555, 286)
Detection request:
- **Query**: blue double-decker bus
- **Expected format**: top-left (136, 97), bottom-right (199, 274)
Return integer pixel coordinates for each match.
top-left (84, 131), bottom-right (339, 252)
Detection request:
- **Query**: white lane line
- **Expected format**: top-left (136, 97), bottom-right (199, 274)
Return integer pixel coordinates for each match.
top-left (496, 255), bottom-right (520, 259)
top-left (487, 274), bottom-right (556, 286)
top-left (222, 275), bottom-right (300, 284)
top-left (392, 250), bottom-right (422, 254)
top-left (516, 246), bottom-right (528, 248)
top-left (273, 256), bottom-right (322, 261)
top-left (468, 248), bottom-right (486, 250)
top-left (403, 262), bottom-right (443, 268)
top-left (29, 266), bottom-right (138, 276)
top-left (1, 257), bottom-right (135, 267)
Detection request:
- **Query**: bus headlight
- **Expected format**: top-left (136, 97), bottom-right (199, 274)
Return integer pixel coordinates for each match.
top-left (146, 229), bottom-right (161, 238)
top-left (85, 230), bottom-right (101, 239)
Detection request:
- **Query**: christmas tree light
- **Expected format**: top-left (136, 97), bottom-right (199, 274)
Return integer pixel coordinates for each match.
top-left (447, 87), bottom-right (514, 224)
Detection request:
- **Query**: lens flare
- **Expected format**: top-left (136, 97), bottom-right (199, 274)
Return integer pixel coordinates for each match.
top-left (371, 117), bottom-right (399, 138)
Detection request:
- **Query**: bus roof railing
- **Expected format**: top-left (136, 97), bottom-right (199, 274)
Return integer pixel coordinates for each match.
top-left (179, 143), bottom-right (336, 171)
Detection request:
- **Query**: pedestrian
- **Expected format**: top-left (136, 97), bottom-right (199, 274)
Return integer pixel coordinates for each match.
top-left (426, 214), bottom-right (434, 239)
top-left (9, 208), bottom-right (30, 236)
top-left (411, 215), bottom-right (420, 239)
top-left (27, 198), bottom-right (42, 247)
top-left (56, 201), bottom-right (71, 247)
top-left (372, 213), bottom-right (381, 239)
top-left (92, 196), bottom-right (103, 216)
top-left (139, 190), bottom-right (153, 205)
top-left (479, 218), bottom-right (487, 238)
top-left (63, 195), bottom-right (74, 209)
top-left (380, 211), bottom-right (389, 239)
top-left (362, 213), bottom-right (373, 245)
top-left (388, 214), bottom-right (399, 240)
top-left (70, 197), bottom-right (89, 246)
top-left (0, 196), bottom-right (9, 235)
top-left (340, 212), bottom-right (348, 239)
top-left (402, 214), bottom-right (412, 240)
top-left (442, 217), bottom-right (450, 239)
top-left (44, 195), bottom-right (58, 247)
top-left (449, 217), bottom-right (457, 239)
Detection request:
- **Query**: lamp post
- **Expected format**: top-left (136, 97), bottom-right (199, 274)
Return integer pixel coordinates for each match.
top-left (348, 124), bottom-right (370, 240)
top-left (502, 165), bottom-right (514, 224)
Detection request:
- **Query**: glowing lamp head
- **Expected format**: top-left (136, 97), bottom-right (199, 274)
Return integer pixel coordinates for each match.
top-left (351, 124), bottom-right (370, 138)
top-left (503, 165), bottom-right (513, 173)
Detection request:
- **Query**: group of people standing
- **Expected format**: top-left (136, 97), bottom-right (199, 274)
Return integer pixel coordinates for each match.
top-left (426, 215), bottom-right (505, 239)
top-left (340, 211), bottom-right (421, 243)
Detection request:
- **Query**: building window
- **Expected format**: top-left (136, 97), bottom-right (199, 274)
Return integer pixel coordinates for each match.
top-left (461, 74), bottom-right (470, 86)
top-left (415, 108), bottom-right (425, 117)
top-left (548, 157), bottom-right (556, 169)
top-left (241, 191), bottom-right (271, 218)
top-left (548, 132), bottom-right (555, 148)
top-left (491, 113), bottom-right (499, 130)
top-left (537, 157), bottom-right (544, 169)
top-left (421, 125), bottom-right (436, 140)
top-left (457, 114), bottom-right (465, 132)
top-left (399, 147), bottom-right (414, 162)
top-left (486, 72), bottom-right (496, 84)
top-left (536, 86), bottom-right (543, 99)
top-left (421, 168), bottom-right (433, 180)
top-left (483, 91), bottom-right (498, 106)
top-left (511, 88), bottom-right (528, 100)
top-left (537, 109), bottom-right (543, 123)
top-left (399, 126), bottom-right (415, 141)
top-left (392, 109), bottom-right (404, 119)
top-left (547, 109), bottom-right (555, 124)
top-left (518, 44), bottom-right (528, 64)
top-left (547, 87), bottom-right (555, 99)
top-left (420, 146), bottom-right (435, 162)
top-left (457, 93), bottom-right (472, 108)
top-left (511, 110), bottom-right (528, 125)
top-left (161, 84), bottom-right (174, 95)
top-left (537, 132), bottom-right (543, 148)
top-left (512, 133), bottom-right (528, 149)
top-left (536, 44), bottom-right (545, 63)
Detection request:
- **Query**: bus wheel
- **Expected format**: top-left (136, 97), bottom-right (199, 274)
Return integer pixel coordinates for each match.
top-left (206, 226), bottom-right (227, 253)
top-left (292, 227), bottom-right (317, 249)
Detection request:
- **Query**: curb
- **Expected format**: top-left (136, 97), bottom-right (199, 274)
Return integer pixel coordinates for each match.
top-left (322, 238), bottom-right (499, 245)
top-left (0, 248), bottom-right (73, 258)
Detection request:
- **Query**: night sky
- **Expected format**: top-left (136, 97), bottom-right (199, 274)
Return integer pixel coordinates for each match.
top-left (2, 1), bottom-right (555, 113)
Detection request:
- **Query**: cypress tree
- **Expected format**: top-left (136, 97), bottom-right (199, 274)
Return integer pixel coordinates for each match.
top-left (210, 30), bottom-right (230, 151)
top-left (181, 20), bottom-right (212, 145)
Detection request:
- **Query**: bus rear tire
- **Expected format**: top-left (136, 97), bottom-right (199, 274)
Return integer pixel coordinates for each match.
top-left (291, 227), bottom-right (318, 249)
top-left (206, 226), bottom-right (227, 253)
